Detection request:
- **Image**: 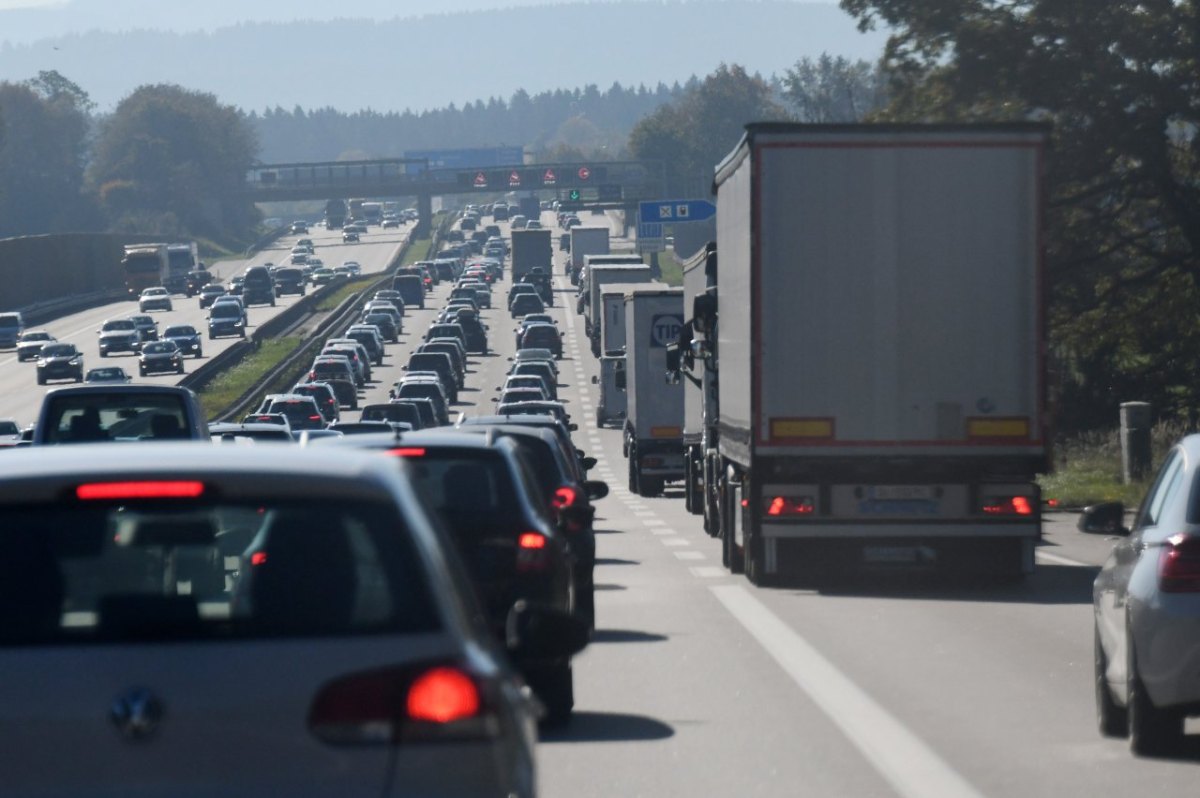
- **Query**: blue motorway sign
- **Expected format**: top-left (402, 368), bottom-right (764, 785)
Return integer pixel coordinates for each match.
top-left (403, 146), bottom-right (525, 175)
top-left (639, 199), bottom-right (716, 223)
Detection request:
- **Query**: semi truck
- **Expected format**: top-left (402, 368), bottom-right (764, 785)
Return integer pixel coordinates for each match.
top-left (584, 263), bottom-right (652, 356)
top-left (575, 254), bottom-right (644, 315)
top-left (164, 242), bottom-right (200, 295)
top-left (324, 199), bottom-right (348, 229)
top-left (120, 245), bottom-right (169, 299)
top-left (622, 287), bottom-right (685, 497)
top-left (568, 227), bottom-right (610, 284)
top-left (675, 243), bottom-right (720, 528)
top-left (510, 228), bottom-right (552, 283)
top-left (677, 122), bottom-right (1049, 584)
top-left (594, 281), bottom-right (665, 428)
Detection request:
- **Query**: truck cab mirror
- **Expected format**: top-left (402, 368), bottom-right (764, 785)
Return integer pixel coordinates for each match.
top-left (615, 370), bottom-right (627, 391)
top-left (665, 344), bottom-right (682, 373)
top-left (692, 294), bottom-right (717, 333)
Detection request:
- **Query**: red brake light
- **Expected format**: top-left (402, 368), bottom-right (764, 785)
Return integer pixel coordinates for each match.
top-left (251, 551), bottom-right (268, 566)
top-left (77, 481), bottom-right (205, 500)
top-left (1159, 534), bottom-right (1200, 592)
top-left (406, 667), bottom-right (481, 723)
top-left (519, 532), bottom-right (547, 549)
top-left (387, 447), bottom-right (427, 457)
top-left (981, 496), bottom-right (1035, 516)
top-left (551, 486), bottom-right (578, 509)
top-left (763, 496), bottom-right (815, 516)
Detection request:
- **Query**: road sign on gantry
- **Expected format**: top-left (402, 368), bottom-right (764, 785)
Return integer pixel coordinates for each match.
top-left (509, 170), bottom-right (522, 187)
top-left (578, 166), bottom-right (592, 181)
top-left (542, 168), bottom-right (557, 186)
top-left (473, 171), bottom-right (488, 188)
top-left (639, 199), bottom-right (716, 223)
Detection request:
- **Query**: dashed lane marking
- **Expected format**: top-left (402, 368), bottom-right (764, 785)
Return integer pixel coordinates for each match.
top-left (662, 538), bottom-right (690, 547)
top-left (674, 551), bottom-right (706, 560)
top-left (690, 566), bottom-right (727, 578)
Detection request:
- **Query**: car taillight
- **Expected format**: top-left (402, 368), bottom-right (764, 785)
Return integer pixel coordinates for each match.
top-left (517, 531), bottom-right (549, 572)
top-left (308, 663), bottom-right (493, 746)
top-left (763, 496), bottom-right (815, 516)
top-left (980, 496), bottom-right (1035, 515)
top-left (551, 486), bottom-right (579, 510)
top-left (387, 447), bottom-right (427, 457)
top-left (1159, 534), bottom-right (1200, 592)
top-left (77, 481), bottom-right (205, 500)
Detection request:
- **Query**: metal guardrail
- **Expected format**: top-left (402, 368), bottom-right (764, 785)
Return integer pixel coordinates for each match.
top-left (20, 289), bottom-right (129, 325)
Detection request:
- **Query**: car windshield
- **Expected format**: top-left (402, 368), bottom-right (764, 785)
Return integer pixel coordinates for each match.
top-left (103, 321), bottom-right (135, 331)
top-left (86, 368), bottom-right (126, 381)
top-left (0, 421), bottom-right (19, 435)
top-left (164, 326), bottom-right (196, 337)
top-left (141, 342), bottom-right (175, 354)
top-left (41, 344), bottom-right (75, 357)
top-left (0, 499), bottom-right (438, 644)
top-left (211, 304), bottom-right (240, 318)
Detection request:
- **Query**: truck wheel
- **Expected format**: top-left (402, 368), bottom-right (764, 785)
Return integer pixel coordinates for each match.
top-left (99, 350), bottom-right (107, 358)
top-left (628, 450), bottom-right (639, 494)
top-left (722, 475), bottom-right (744, 574)
top-left (1095, 626), bottom-right (1127, 738)
top-left (684, 454), bottom-right (697, 514)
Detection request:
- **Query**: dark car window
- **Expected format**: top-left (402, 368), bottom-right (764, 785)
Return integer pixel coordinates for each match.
top-left (41, 393), bottom-right (192, 444)
top-left (0, 500), bottom-right (438, 645)
top-left (1139, 448), bottom-right (1185, 528)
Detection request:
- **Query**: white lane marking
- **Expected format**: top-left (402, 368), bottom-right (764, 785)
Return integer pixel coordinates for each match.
top-left (1035, 550), bottom-right (1088, 567)
top-left (662, 538), bottom-right (690, 547)
top-left (651, 528), bottom-right (676, 536)
top-left (642, 518), bottom-right (666, 526)
top-left (632, 510), bottom-right (656, 517)
top-left (674, 551), bottom-right (706, 560)
top-left (710, 585), bottom-right (985, 798)
top-left (690, 566), bottom-right (727, 578)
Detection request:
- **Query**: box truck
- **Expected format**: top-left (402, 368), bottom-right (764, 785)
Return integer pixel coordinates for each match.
top-left (510, 228), bottom-right (552, 283)
top-left (594, 281), bottom-right (664, 427)
top-left (584, 264), bottom-right (652, 356)
top-left (568, 227), bottom-right (610, 284)
top-left (683, 122), bottom-right (1049, 583)
top-left (622, 287), bottom-right (685, 497)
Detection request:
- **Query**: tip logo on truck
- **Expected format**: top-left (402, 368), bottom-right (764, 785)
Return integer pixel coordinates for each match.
top-left (650, 314), bottom-right (684, 348)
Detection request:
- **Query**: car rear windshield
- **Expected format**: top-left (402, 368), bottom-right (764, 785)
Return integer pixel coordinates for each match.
top-left (400, 449), bottom-right (522, 535)
top-left (0, 499), bottom-right (439, 645)
top-left (41, 393), bottom-right (193, 443)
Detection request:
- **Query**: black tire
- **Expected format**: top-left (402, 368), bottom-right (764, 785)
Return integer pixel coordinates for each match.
top-left (641, 476), bottom-right (664, 497)
top-left (1128, 630), bottom-right (1183, 755)
top-left (722, 477), bottom-right (744, 574)
top-left (177, 364), bottom-right (185, 374)
top-left (36, 374), bottom-right (45, 385)
top-left (196, 350), bottom-right (203, 359)
top-left (628, 449), bottom-right (638, 494)
top-left (535, 663), bottom-right (574, 728)
top-left (1095, 626), bottom-right (1128, 738)
top-left (139, 368), bottom-right (146, 377)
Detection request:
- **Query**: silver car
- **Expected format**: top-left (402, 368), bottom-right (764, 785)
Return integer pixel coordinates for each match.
top-left (0, 444), bottom-right (585, 795)
top-left (1089, 434), bottom-right (1200, 755)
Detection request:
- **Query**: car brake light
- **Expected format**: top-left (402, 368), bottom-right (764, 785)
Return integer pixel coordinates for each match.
top-left (551, 486), bottom-right (578, 509)
top-left (763, 496), bottom-right (815, 516)
top-left (517, 532), bottom-right (549, 572)
top-left (981, 496), bottom-right (1035, 515)
top-left (308, 663), bottom-right (492, 746)
top-left (1159, 534), bottom-right (1200, 592)
top-left (77, 481), bottom-right (205, 500)
top-left (387, 447), bottom-right (427, 457)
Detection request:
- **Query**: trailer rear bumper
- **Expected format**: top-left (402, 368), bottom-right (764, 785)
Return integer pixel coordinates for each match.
top-left (759, 522), bottom-right (1040, 540)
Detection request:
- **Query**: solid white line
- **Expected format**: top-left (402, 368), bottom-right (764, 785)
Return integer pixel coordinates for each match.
top-left (710, 585), bottom-right (985, 798)
top-left (1035, 551), bottom-right (1088, 568)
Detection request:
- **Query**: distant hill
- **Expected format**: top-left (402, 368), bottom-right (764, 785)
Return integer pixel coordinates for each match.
top-left (0, 2), bottom-right (886, 113)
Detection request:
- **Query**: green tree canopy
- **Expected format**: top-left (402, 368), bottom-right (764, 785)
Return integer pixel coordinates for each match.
top-left (782, 54), bottom-right (887, 122)
top-left (89, 84), bottom-right (260, 238)
top-left (841, 0), bottom-right (1200, 430)
top-left (629, 64), bottom-right (787, 196)
top-left (0, 71), bottom-right (97, 237)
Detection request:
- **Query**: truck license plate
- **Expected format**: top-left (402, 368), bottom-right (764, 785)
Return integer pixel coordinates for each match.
top-left (869, 485), bottom-right (937, 500)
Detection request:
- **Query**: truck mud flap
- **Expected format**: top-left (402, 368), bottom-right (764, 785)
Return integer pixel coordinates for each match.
top-left (772, 536), bottom-right (1032, 582)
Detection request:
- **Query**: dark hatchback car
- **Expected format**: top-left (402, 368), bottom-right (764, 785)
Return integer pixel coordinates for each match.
top-left (405, 352), bottom-right (459, 403)
top-left (137, 341), bottom-right (185, 376)
top-left (324, 431), bottom-right (584, 725)
top-left (510, 293), bottom-right (546, 319)
top-left (241, 266), bottom-right (276, 307)
top-left (273, 267), bottom-right (306, 296)
top-left (519, 323), bottom-right (564, 359)
top-left (162, 325), bottom-right (203, 359)
top-left (36, 343), bottom-right (84, 385)
top-left (289, 381), bottom-right (341, 424)
top-left (456, 422), bottom-right (608, 628)
top-left (359, 403), bottom-right (424, 430)
top-left (390, 380), bottom-right (450, 426)
top-left (418, 341), bottom-right (465, 388)
top-left (391, 274), bottom-right (426, 309)
top-left (392, 398), bottom-right (438, 430)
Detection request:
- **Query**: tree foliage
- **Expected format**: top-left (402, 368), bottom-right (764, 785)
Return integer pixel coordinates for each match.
top-left (628, 64), bottom-right (788, 196)
top-left (89, 84), bottom-right (260, 238)
top-left (0, 70), bottom-right (98, 237)
top-left (782, 54), bottom-right (887, 122)
top-left (840, 0), bottom-right (1200, 431)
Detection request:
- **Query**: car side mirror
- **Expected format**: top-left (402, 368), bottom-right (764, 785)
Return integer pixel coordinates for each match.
top-left (581, 456), bottom-right (597, 470)
top-left (569, 423), bottom-right (578, 432)
top-left (591, 375), bottom-right (598, 384)
top-left (584, 480), bottom-right (608, 500)
top-left (1078, 502), bottom-right (1130, 536)
top-left (506, 600), bottom-right (590, 658)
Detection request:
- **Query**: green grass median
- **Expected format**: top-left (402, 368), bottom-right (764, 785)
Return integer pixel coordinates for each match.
top-left (197, 337), bottom-right (301, 420)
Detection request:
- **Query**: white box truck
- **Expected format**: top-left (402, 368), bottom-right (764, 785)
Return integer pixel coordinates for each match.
top-left (595, 281), bottom-right (664, 427)
top-left (568, 227), bottom-right (610, 284)
top-left (575, 254), bottom-right (643, 315)
top-left (673, 243), bottom-right (719, 528)
top-left (703, 122), bottom-right (1049, 583)
top-left (584, 264), bottom-right (652, 356)
top-left (622, 287), bottom-right (685, 497)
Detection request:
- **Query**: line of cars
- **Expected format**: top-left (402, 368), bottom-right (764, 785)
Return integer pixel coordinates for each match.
top-left (0, 214), bottom-right (615, 792)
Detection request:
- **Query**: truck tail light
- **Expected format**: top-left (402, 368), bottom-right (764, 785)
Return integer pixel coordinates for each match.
top-left (77, 481), bottom-right (205, 500)
top-left (980, 496), bottom-right (1035, 515)
top-left (308, 663), bottom-right (494, 746)
top-left (1159, 534), bottom-right (1200, 592)
top-left (551, 486), bottom-right (579, 510)
top-left (763, 496), bottom-right (815, 516)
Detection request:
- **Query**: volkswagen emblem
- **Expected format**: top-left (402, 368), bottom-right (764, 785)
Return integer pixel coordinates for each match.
top-left (109, 687), bottom-right (164, 740)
